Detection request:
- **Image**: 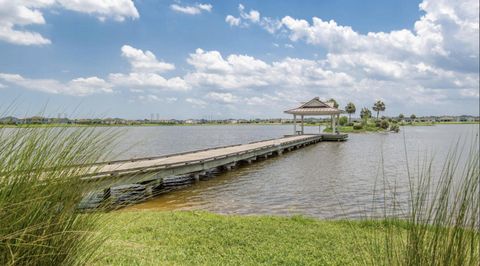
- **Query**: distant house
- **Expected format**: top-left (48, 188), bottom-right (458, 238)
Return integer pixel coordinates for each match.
top-left (458, 115), bottom-right (475, 122)
top-left (417, 116), bottom-right (435, 122)
top-left (0, 116), bottom-right (20, 124)
top-left (438, 116), bottom-right (456, 122)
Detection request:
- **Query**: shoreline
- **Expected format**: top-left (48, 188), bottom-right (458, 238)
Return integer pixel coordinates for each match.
top-left (1, 121), bottom-right (478, 129)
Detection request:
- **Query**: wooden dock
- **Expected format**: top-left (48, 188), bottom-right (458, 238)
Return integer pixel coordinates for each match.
top-left (79, 133), bottom-right (347, 208)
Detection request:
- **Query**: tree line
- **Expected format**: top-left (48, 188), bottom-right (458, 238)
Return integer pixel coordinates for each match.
top-left (340, 100), bottom-right (417, 123)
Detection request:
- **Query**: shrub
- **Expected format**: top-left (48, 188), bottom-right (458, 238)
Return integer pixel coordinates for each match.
top-left (353, 123), bottom-right (363, 130)
top-left (339, 116), bottom-right (348, 126)
top-left (380, 119), bottom-right (389, 129)
top-left (346, 122), bottom-right (354, 127)
top-left (0, 125), bottom-right (118, 265)
top-left (375, 120), bottom-right (382, 127)
top-left (361, 137), bottom-right (479, 265)
top-left (390, 123), bottom-right (399, 132)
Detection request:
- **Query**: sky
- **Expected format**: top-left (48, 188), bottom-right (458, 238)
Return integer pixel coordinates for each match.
top-left (0, 0), bottom-right (478, 119)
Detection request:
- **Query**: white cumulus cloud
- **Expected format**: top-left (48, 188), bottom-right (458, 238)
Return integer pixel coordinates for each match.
top-left (0, 45), bottom-right (189, 97)
top-left (225, 4), bottom-right (282, 33)
top-left (186, 98), bottom-right (207, 107)
top-left (0, 0), bottom-right (138, 45)
top-left (225, 15), bottom-right (241, 26)
top-left (109, 45), bottom-right (190, 92)
top-left (170, 3), bottom-right (212, 15)
top-left (185, 48), bottom-right (353, 91)
top-left (205, 92), bottom-right (239, 103)
top-left (121, 45), bottom-right (175, 73)
top-left (56, 0), bottom-right (139, 22)
top-left (0, 73), bottom-right (112, 96)
top-left (278, 0), bottom-right (479, 75)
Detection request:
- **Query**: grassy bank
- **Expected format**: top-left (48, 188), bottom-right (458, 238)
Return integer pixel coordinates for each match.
top-left (323, 125), bottom-right (383, 133)
top-left (2, 120), bottom-right (477, 128)
top-left (94, 211), bottom-right (396, 265)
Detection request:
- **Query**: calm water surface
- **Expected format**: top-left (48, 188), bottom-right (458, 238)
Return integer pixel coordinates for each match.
top-left (114, 124), bottom-right (478, 219)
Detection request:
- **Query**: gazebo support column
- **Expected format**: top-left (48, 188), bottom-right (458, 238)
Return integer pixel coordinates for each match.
top-left (332, 114), bottom-right (337, 133)
top-left (330, 115), bottom-right (333, 131)
top-left (293, 115), bottom-right (297, 135)
top-left (337, 114), bottom-right (340, 133)
top-left (301, 115), bottom-right (304, 134)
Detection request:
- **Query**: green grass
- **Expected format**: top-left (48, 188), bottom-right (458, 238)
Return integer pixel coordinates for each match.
top-left (323, 125), bottom-right (383, 133)
top-left (363, 136), bottom-right (480, 265)
top-left (94, 211), bottom-right (399, 265)
top-left (0, 125), bottom-right (118, 265)
top-left (399, 121), bottom-right (435, 126)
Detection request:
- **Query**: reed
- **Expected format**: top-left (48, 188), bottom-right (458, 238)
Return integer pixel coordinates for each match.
top-left (0, 125), bottom-right (118, 265)
top-left (362, 135), bottom-right (480, 265)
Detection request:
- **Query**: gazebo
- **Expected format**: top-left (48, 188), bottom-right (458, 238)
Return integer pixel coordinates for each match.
top-left (284, 97), bottom-right (344, 135)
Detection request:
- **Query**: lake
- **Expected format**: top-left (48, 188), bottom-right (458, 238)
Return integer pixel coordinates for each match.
top-left (112, 124), bottom-right (478, 219)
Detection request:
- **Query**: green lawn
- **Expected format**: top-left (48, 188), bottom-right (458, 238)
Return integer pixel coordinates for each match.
top-left (93, 211), bottom-right (390, 265)
top-left (323, 125), bottom-right (383, 133)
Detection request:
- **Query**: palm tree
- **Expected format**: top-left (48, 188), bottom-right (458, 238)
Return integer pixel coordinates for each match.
top-left (360, 107), bottom-right (371, 123)
top-left (327, 98), bottom-right (339, 108)
top-left (410, 114), bottom-right (416, 122)
top-left (372, 100), bottom-right (386, 120)
top-left (345, 102), bottom-right (356, 123)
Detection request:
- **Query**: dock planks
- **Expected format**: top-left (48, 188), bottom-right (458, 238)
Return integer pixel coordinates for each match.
top-left (95, 135), bottom-right (319, 176)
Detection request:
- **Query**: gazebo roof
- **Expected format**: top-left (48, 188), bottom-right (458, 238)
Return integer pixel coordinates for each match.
top-left (284, 97), bottom-right (344, 115)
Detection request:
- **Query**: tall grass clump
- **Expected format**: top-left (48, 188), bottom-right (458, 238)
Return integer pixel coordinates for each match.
top-left (363, 136), bottom-right (479, 265)
top-left (0, 125), bottom-right (117, 265)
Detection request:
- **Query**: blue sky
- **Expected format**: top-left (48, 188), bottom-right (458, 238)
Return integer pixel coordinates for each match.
top-left (0, 0), bottom-right (478, 119)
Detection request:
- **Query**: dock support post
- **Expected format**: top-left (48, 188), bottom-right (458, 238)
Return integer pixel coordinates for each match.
top-left (301, 115), bottom-right (304, 134)
top-left (223, 162), bottom-right (236, 170)
top-left (145, 185), bottom-right (153, 198)
top-left (193, 173), bottom-right (200, 182)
